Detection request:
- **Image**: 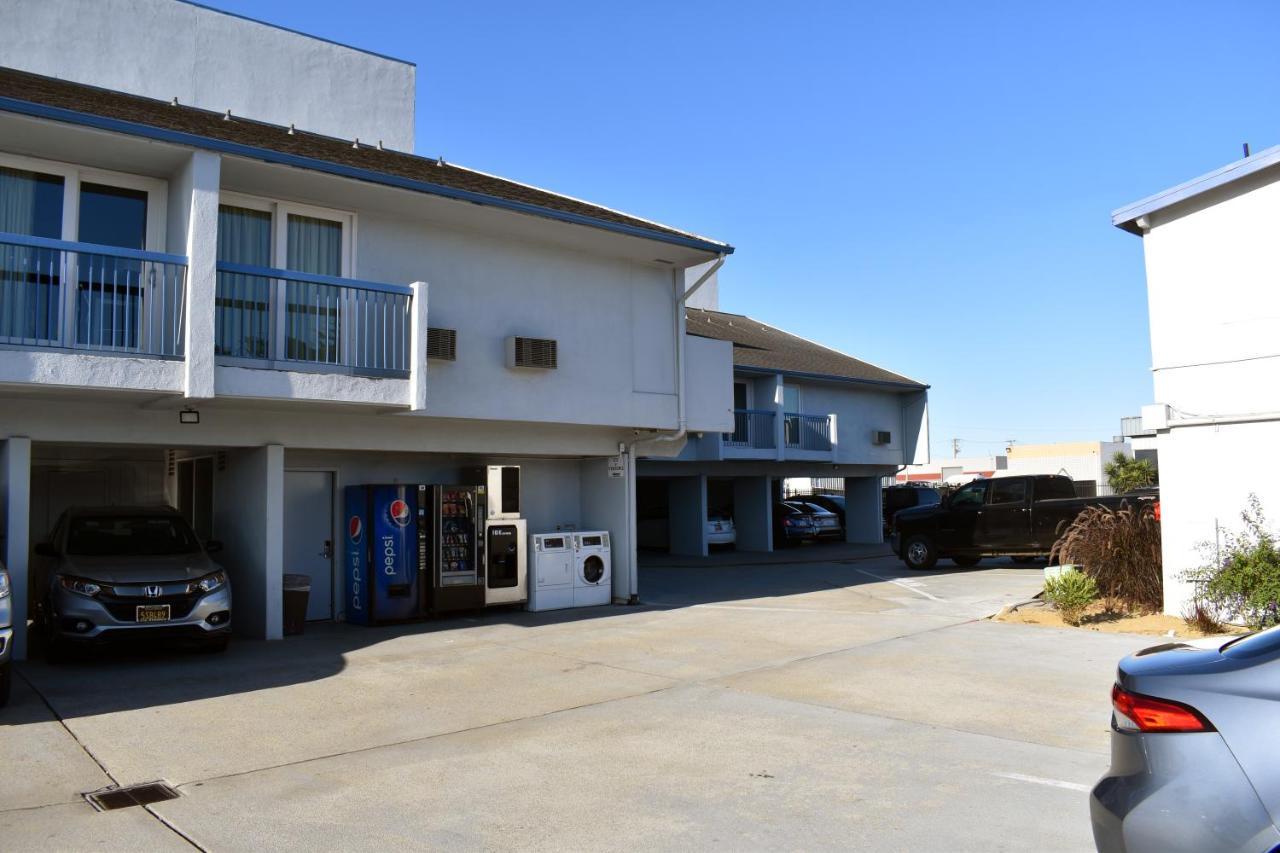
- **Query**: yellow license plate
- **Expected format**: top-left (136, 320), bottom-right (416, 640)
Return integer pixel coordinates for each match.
top-left (136, 604), bottom-right (171, 623)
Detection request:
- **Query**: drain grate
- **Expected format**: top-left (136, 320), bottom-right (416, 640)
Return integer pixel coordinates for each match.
top-left (85, 781), bottom-right (180, 811)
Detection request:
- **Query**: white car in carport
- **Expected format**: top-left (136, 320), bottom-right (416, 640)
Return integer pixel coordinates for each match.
top-left (707, 513), bottom-right (736, 547)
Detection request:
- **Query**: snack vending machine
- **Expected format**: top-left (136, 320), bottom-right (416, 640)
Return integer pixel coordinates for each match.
top-left (418, 484), bottom-right (488, 614)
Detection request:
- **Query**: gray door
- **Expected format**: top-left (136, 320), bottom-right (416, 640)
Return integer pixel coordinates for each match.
top-left (284, 470), bottom-right (334, 621)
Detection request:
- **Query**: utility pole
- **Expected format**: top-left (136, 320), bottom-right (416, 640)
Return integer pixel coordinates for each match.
top-left (951, 438), bottom-right (960, 458)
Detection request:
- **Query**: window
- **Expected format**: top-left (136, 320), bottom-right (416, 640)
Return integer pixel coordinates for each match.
top-left (951, 481), bottom-right (987, 508)
top-left (1035, 477), bottom-right (1076, 501)
top-left (216, 205), bottom-right (273, 358)
top-left (783, 385), bottom-right (801, 445)
top-left (0, 166), bottom-right (65, 342)
top-left (214, 193), bottom-right (354, 364)
top-left (77, 182), bottom-right (149, 349)
top-left (0, 154), bottom-right (166, 349)
top-left (731, 382), bottom-right (749, 443)
top-left (989, 479), bottom-right (1027, 505)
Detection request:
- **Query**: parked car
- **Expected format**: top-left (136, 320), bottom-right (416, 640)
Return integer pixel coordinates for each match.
top-left (1091, 628), bottom-right (1280, 852)
top-left (0, 561), bottom-right (11, 707)
top-left (772, 502), bottom-right (816, 546)
top-left (796, 494), bottom-right (845, 525)
top-left (890, 475), bottom-right (1151, 570)
top-left (707, 511), bottom-right (736, 547)
top-left (36, 506), bottom-right (232, 659)
top-left (882, 484), bottom-right (941, 535)
top-left (786, 501), bottom-right (843, 539)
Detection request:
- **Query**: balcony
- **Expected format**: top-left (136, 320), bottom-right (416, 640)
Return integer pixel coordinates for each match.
top-left (784, 412), bottom-right (833, 452)
top-left (215, 262), bottom-right (412, 377)
top-left (0, 233), bottom-right (187, 358)
top-left (723, 409), bottom-right (775, 450)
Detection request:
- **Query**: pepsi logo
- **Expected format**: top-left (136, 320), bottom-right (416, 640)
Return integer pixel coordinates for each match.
top-left (388, 499), bottom-right (412, 527)
top-left (348, 515), bottom-right (363, 544)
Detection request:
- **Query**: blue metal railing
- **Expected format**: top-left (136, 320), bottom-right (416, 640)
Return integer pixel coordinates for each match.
top-left (215, 261), bottom-right (412, 376)
top-left (784, 412), bottom-right (833, 451)
top-left (724, 408), bottom-right (776, 449)
top-left (0, 233), bottom-right (187, 358)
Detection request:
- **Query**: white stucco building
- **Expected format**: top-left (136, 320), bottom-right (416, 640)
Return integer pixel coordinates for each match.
top-left (1114, 145), bottom-right (1280, 614)
top-left (0, 0), bottom-right (735, 656)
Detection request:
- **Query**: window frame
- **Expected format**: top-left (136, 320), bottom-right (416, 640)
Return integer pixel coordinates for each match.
top-left (0, 151), bottom-right (167, 251)
top-left (219, 191), bottom-right (355, 276)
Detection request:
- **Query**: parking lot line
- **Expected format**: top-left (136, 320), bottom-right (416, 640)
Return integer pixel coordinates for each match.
top-left (854, 568), bottom-right (944, 601)
top-left (992, 771), bottom-right (1091, 793)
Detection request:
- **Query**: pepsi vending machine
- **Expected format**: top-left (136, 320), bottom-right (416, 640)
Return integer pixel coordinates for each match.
top-left (344, 485), bottom-right (423, 625)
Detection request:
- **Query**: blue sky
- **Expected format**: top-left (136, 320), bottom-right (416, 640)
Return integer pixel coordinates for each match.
top-left (213, 0), bottom-right (1280, 458)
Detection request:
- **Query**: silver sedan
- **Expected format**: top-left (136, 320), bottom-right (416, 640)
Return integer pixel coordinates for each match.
top-left (1091, 627), bottom-right (1280, 852)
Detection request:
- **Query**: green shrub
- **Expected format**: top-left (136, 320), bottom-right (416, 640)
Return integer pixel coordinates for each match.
top-left (1044, 569), bottom-right (1100, 626)
top-left (1050, 501), bottom-right (1162, 611)
top-left (1186, 495), bottom-right (1280, 631)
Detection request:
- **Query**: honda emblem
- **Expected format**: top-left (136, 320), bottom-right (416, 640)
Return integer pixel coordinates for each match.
top-left (144, 585), bottom-right (163, 598)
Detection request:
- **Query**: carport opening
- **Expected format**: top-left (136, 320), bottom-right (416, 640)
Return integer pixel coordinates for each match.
top-left (85, 781), bottom-right (180, 811)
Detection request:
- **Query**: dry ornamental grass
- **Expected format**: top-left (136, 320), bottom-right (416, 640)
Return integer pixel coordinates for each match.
top-left (1050, 501), bottom-right (1163, 612)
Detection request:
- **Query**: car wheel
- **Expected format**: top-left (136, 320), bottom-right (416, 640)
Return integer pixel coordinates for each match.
top-left (903, 535), bottom-right (937, 570)
top-left (952, 555), bottom-right (982, 568)
top-left (0, 663), bottom-right (10, 708)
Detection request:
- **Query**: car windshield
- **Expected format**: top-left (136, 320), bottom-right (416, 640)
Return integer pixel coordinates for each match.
top-left (66, 515), bottom-right (202, 556)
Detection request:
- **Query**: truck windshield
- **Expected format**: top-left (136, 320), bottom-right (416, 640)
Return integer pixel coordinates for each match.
top-left (66, 515), bottom-right (202, 556)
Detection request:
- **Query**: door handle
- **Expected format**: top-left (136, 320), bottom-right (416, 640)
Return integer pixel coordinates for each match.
top-left (320, 540), bottom-right (333, 559)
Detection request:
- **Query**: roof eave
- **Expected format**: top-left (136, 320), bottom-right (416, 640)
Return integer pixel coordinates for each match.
top-left (0, 96), bottom-right (734, 256)
top-left (732, 364), bottom-right (929, 392)
top-left (1111, 143), bottom-right (1280, 235)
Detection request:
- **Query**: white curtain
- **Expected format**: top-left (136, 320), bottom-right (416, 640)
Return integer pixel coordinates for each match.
top-left (0, 167), bottom-right (61, 343)
top-left (286, 214), bottom-right (343, 362)
top-left (215, 205), bottom-right (273, 358)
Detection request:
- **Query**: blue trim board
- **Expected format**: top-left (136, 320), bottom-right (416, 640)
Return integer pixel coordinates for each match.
top-left (0, 98), bottom-right (734, 257)
top-left (174, 1), bottom-right (415, 67)
top-left (0, 231), bottom-right (188, 265)
top-left (216, 261), bottom-right (413, 295)
top-left (733, 365), bottom-right (929, 391)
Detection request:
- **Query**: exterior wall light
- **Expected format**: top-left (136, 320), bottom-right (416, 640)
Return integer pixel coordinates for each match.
top-left (179, 409), bottom-right (200, 425)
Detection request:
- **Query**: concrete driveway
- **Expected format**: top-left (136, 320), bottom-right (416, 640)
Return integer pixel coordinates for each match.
top-left (1, 554), bottom-right (1153, 851)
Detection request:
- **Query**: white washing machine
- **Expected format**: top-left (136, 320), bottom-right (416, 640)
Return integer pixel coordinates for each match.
top-left (528, 532), bottom-right (574, 612)
top-left (572, 531), bottom-right (612, 607)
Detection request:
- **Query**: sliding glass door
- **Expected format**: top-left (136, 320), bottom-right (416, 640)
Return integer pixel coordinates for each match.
top-left (76, 182), bottom-right (148, 349)
top-left (0, 165), bottom-right (65, 343)
top-left (215, 205), bottom-right (273, 358)
top-left (284, 213), bottom-right (343, 364)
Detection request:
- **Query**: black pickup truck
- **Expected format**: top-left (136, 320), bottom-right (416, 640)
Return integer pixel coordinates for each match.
top-left (889, 474), bottom-right (1149, 570)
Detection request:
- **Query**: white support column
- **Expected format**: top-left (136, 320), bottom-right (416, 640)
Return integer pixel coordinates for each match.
top-left (213, 444), bottom-right (285, 639)
top-left (408, 280), bottom-right (429, 410)
top-left (733, 475), bottom-right (773, 552)
top-left (1, 437), bottom-right (31, 660)
top-left (182, 150), bottom-right (221, 399)
top-left (844, 476), bottom-right (885, 544)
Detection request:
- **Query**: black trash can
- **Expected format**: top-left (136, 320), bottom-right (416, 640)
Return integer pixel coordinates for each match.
top-left (283, 573), bottom-right (311, 636)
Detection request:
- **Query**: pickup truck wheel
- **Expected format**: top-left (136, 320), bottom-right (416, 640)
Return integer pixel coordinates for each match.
top-left (903, 536), bottom-right (937, 570)
top-left (952, 555), bottom-right (982, 568)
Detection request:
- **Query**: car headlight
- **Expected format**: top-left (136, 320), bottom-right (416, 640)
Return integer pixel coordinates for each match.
top-left (58, 575), bottom-right (105, 597)
top-left (189, 571), bottom-right (227, 595)
top-left (0, 569), bottom-right (10, 599)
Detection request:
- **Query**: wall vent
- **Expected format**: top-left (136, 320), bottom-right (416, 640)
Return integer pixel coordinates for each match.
top-left (506, 336), bottom-right (558, 370)
top-left (427, 327), bottom-right (457, 361)
top-left (872, 430), bottom-right (892, 445)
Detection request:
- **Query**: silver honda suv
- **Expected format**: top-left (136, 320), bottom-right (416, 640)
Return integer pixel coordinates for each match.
top-left (37, 506), bottom-right (231, 659)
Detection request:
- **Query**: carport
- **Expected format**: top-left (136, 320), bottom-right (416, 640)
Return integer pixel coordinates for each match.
top-left (0, 437), bottom-right (287, 659)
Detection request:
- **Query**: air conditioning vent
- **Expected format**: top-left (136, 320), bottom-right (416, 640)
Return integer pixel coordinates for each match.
top-left (427, 327), bottom-right (457, 361)
top-left (506, 336), bottom-right (557, 370)
top-left (872, 430), bottom-right (892, 445)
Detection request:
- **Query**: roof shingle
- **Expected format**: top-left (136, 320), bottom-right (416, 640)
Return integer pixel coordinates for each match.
top-left (686, 308), bottom-right (926, 388)
top-left (0, 66), bottom-right (730, 252)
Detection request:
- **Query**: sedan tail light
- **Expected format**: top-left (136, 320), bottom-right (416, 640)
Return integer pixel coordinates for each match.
top-left (1112, 683), bottom-right (1214, 733)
